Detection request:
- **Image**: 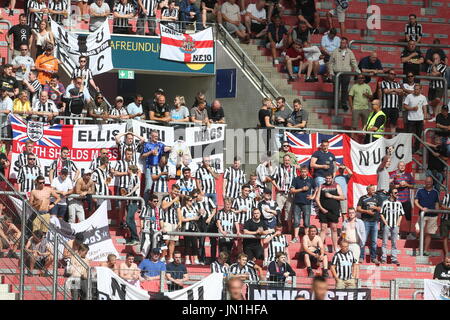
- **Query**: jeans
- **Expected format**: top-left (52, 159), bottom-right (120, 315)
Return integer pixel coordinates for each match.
top-left (314, 176), bottom-right (325, 187)
top-left (126, 202), bottom-right (139, 241)
top-left (406, 120), bottom-right (423, 152)
top-left (333, 74), bottom-right (350, 108)
top-left (361, 220), bottom-right (378, 260)
top-left (205, 193), bottom-right (217, 206)
top-left (381, 225), bottom-right (399, 261)
top-left (144, 167), bottom-right (153, 193)
top-left (293, 203), bottom-right (311, 228)
top-left (136, 14), bottom-right (157, 35)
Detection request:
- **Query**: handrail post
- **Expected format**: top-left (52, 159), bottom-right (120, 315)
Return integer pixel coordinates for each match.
top-left (389, 279), bottom-right (396, 300)
top-left (52, 233), bottom-right (59, 300)
top-left (19, 199), bottom-right (27, 300)
top-left (160, 271), bottom-right (166, 293)
top-left (334, 72), bottom-right (342, 116)
top-left (419, 211), bottom-right (425, 256)
top-left (86, 267), bottom-right (92, 300)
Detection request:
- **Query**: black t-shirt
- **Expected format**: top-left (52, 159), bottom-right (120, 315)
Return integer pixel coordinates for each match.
top-left (258, 109), bottom-right (271, 127)
top-left (433, 262), bottom-right (450, 280)
top-left (436, 113), bottom-right (450, 137)
top-left (68, 87), bottom-right (85, 115)
top-left (202, 0), bottom-right (216, 9)
top-left (401, 48), bottom-right (423, 75)
top-left (207, 106), bottom-right (225, 122)
top-left (311, 150), bottom-right (336, 177)
top-left (243, 218), bottom-right (267, 247)
top-left (149, 103), bottom-right (170, 118)
top-left (357, 194), bottom-right (382, 222)
top-left (0, 75), bottom-right (18, 93)
top-left (296, 0), bottom-right (316, 16)
top-left (0, 153), bottom-right (7, 176)
top-left (427, 145), bottom-right (446, 172)
top-left (8, 24), bottom-right (32, 51)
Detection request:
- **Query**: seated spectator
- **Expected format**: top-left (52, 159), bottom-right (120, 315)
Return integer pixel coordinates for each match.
top-left (433, 254), bottom-right (450, 280)
top-left (64, 77), bottom-right (90, 124)
top-left (266, 15), bottom-right (289, 66)
top-left (320, 28), bottom-right (340, 82)
top-left (0, 63), bottom-right (19, 98)
top-left (201, 0), bottom-right (222, 28)
top-left (31, 20), bottom-right (54, 58)
top-left (244, 0), bottom-right (267, 39)
top-left (436, 105), bottom-right (450, 156)
top-left (267, 252), bottom-right (296, 285)
top-left (427, 53), bottom-right (447, 119)
top-left (210, 251), bottom-right (230, 273)
top-left (401, 40), bottom-right (424, 77)
top-left (7, 14), bottom-right (32, 59)
top-left (35, 43), bottom-right (59, 86)
top-left (300, 225), bottom-right (329, 278)
top-left (226, 277), bottom-right (245, 300)
top-left (290, 22), bottom-right (311, 46)
top-left (258, 97), bottom-right (274, 128)
top-left (100, 253), bottom-right (119, 274)
top-left (11, 44), bottom-right (35, 85)
top-left (43, 74), bottom-right (66, 110)
top-left (296, 0), bottom-right (319, 32)
top-left (112, 0), bottom-right (135, 35)
top-left (207, 99), bottom-right (225, 123)
top-left (32, 91), bottom-right (59, 123)
top-left (284, 40), bottom-right (305, 84)
top-left (349, 74), bottom-right (372, 131)
top-left (68, 243), bottom-right (90, 300)
top-left (149, 93), bottom-right (171, 123)
top-left (190, 100), bottom-right (210, 125)
top-left (179, 0), bottom-right (202, 31)
top-left (25, 230), bottom-right (53, 277)
top-left (191, 91), bottom-right (209, 109)
top-left (127, 94), bottom-right (145, 120)
top-left (165, 251), bottom-right (189, 291)
top-left (363, 99), bottom-right (385, 144)
top-left (286, 98), bottom-right (308, 128)
top-left (87, 92), bottom-right (109, 124)
top-left (170, 96), bottom-right (190, 122)
top-left (326, 0), bottom-right (349, 37)
top-left (301, 40), bottom-right (321, 82)
top-left (0, 216), bottom-right (21, 259)
top-left (425, 135), bottom-right (447, 191)
top-left (22, 70), bottom-right (42, 104)
top-left (404, 13), bottom-right (422, 43)
top-left (119, 253), bottom-right (143, 287)
top-left (358, 52), bottom-right (383, 84)
top-left (13, 90), bottom-right (32, 119)
top-left (330, 239), bottom-right (358, 289)
top-left (221, 0), bottom-right (249, 43)
top-left (89, 0), bottom-right (110, 32)
top-left (109, 96), bottom-right (130, 121)
top-left (425, 39), bottom-right (448, 70)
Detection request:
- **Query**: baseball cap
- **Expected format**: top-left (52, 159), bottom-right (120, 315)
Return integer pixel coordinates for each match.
top-left (60, 168), bottom-right (69, 175)
top-left (151, 248), bottom-right (161, 255)
top-left (155, 88), bottom-right (164, 94)
top-left (263, 188), bottom-right (272, 194)
top-left (115, 96), bottom-right (124, 102)
top-left (442, 105), bottom-right (449, 111)
top-left (83, 170), bottom-right (92, 175)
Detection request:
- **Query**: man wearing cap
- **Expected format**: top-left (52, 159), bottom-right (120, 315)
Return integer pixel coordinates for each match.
top-left (69, 171), bottom-right (95, 222)
top-left (149, 92), bottom-right (171, 123)
top-left (35, 44), bottom-right (59, 86)
top-left (87, 92), bottom-right (109, 124)
top-left (50, 168), bottom-right (73, 221)
top-left (109, 96), bottom-right (130, 121)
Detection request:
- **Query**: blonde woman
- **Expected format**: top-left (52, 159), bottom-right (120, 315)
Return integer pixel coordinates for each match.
top-left (170, 95), bottom-right (190, 122)
top-left (31, 20), bottom-right (55, 58)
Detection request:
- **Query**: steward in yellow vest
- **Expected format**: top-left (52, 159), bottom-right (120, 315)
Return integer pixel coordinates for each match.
top-left (363, 99), bottom-right (386, 144)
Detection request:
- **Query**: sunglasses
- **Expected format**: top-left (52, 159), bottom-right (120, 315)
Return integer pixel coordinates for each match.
top-left (152, 200), bottom-right (159, 203)
top-left (28, 158), bottom-right (36, 160)
top-left (37, 181), bottom-right (44, 184)
top-left (97, 97), bottom-right (104, 100)
top-left (283, 145), bottom-right (289, 147)
top-left (20, 49), bottom-right (28, 51)
top-left (80, 60), bottom-right (87, 63)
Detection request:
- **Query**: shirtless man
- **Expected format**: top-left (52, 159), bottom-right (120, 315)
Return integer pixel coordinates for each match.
top-left (69, 171), bottom-right (95, 222)
top-left (119, 253), bottom-right (143, 287)
top-left (29, 176), bottom-right (61, 234)
top-left (101, 253), bottom-right (119, 274)
top-left (300, 225), bottom-right (329, 278)
top-left (0, 217), bottom-right (21, 258)
top-left (63, 233), bottom-right (84, 276)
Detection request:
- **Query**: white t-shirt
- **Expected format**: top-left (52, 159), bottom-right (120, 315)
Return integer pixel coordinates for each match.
top-left (303, 46), bottom-right (321, 61)
top-left (0, 96), bottom-right (13, 112)
top-left (402, 82), bottom-right (415, 103)
top-left (51, 176), bottom-right (73, 205)
top-left (404, 93), bottom-right (427, 121)
top-left (246, 3), bottom-right (266, 23)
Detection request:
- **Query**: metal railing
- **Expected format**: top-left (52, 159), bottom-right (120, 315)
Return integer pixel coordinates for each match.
top-left (349, 40), bottom-right (450, 50)
top-left (418, 209), bottom-right (450, 257)
top-left (0, 19), bottom-right (12, 64)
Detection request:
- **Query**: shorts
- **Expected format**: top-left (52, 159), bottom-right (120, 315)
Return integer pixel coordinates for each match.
top-left (352, 109), bottom-right (369, 129)
top-left (276, 193), bottom-right (293, 221)
top-left (318, 209), bottom-right (340, 224)
top-left (382, 108), bottom-right (399, 126)
top-left (348, 243), bottom-right (361, 264)
top-left (299, 248), bottom-right (321, 265)
top-left (329, 6), bottom-right (347, 23)
top-left (440, 219), bottom-right (450, 237)
top-left (336, 278), bottom-right (356, 289)
top-left (205, 11), bottom-right (217, 23)
top-left (224, 22), bottom-right (246, 34)
top-left (244, 244), bottom-right (264, 260)
top-left (250, 22), bottom-right (266, 34)
top-left (428, 88), bottom-right (444, 101)
top-left (32, 213), bottom-right (50, 234)
top-left (424, 216), bottom-right (438, 235)
top-left (0, 238), bottom-right (10, 249)
top-left (163, 222), bottom-right (179, 241)
top-left (264, 217), bottom-right (277, 230)
top-left (266, 40), bottom-right (285, 49)
top-left (401, 201), bottom-right (412, 221)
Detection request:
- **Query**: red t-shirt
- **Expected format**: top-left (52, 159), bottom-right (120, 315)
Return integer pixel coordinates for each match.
top-left (285, 48), bottom-right (305, 67)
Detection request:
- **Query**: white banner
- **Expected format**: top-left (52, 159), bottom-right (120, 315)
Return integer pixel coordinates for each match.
top-left (131, 119), bottom-right (175, 146)
top-left (164, 272), bottom-right (224, 300)
top-left (424, 279), bottom-right (450, 300)
top-left (160, 25), bottom-right (214, 63)
top-left (51, 19), bottom-right (113, 75)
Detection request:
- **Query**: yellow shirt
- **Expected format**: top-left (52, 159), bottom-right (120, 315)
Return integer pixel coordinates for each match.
top-left (13, 99), bottom-right (31, 114)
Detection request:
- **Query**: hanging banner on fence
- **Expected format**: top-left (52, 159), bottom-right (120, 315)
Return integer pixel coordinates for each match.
top-left (164, 272), bottom-right (224, 300)
top-left (9, 115), bottom-right (126, 182)
top-left (51, 18), bottom-right (113, 75)
top-left (424, 279), bottom-right (450, 300)
top-left (160, 24), bottom-right (214, 63)
top-left (131, 119), bottom-right (175, 146)
top-left (248, 284), bottom-right (371, 300)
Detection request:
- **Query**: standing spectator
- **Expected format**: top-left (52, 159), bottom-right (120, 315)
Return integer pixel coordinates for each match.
top-left (380, 188), bottom-right (404, 265)
top-left (190, 100), bottom-right (210, 125)
top-left (300, 225), bottom-right (329, 277)
top-left (267, 252), bottom-right (295, 284)
top-left (137, 0), bottom-right (158, 35)
top-left (50, 168), bottom-right (73, 221)
top-left (341, 208), bottom-right (366, 265)
top-left (427, 53), bottom-right (447, 120)
top-left (335, 164), bottom-right (352, 215)
top-left (11, 44), bottom-right (35, 86)
top-left (31, 20), bottom-right (55, 58)
top-left (29, 176), bottom-right (61, 234)
top-left (179, 195), bottom-right (200, 264)
top-left (255, 155), bottom-right (273, 190)
top-left (161, 184), bottom-right (182, 262)
top-left (49, 146), bottom-right (80, 184)
top-left (216, 198), bottom-right (237, 255)
top-left (27, 0), bottom-right (48, 31)
top-left (290, 166), bottom-right (314, 242)
top-left (226, 278), bottom-right (245, 300)
top-left (401, 40), bottom-right (424, 76)
top-left (221, 0), bottom-right (249, 43)
top-left (139, 194), bottom-right (162, 258)
top-left (223, 157), bottom-right (246, 201)
top-left (436, 105), bottom-right (450, 156)
top-left (71, 56), bottom-right (99, 92)
top-left (35, 44), bottom-right (59, 86)
top-left (404, 13), bottom-right (422, 43)
top-left (326, 0), bottom-right (348, 37)
top-left (179, 0), bottom-right (202, 30)
top-left (363, 99), bottom-right (386, 144)
top-left (263, 224), bottom-right (288, 263)
top-left (207, 100), bottom-right (226, 124)
top-left (243, 208), bottom-right (270, 263)
top-left (7, 14), bottom-right (32, 59)
top-left (403, 84), bottom-right (428, 153)
top-left (244, 0), bottom-right (267, 39)
top-left (32, 91), bottom-right (59, 123)
top-left (127, 94), bottom-right (145, 121)
top-left (248, 174), bottom-right (263, 203)
top-left (433, 254), bottom-right (450, 279)
top-left (89, 0), bottom-right (110, 32)
top-left (195, 156), bottom-right (219, 204)
top-left (165, 251), bottom-right (189, 291)
top-left (284, 40), bottom-right (305, 83)
top-left (91, 156), bottom-right (111, 208)
top-left (211, 251), bottom-right (230, 273)
top-left (43, 75), bottom-right (65, 110)
top-left (69, 172), bottom-right (94, 223)
top-left (17, 154), bottom-right (42, 193)
top-left (149, 93), bottom-right (171, 123)
top-left (258, 97), bottom-right (274, 128)
top-left (320, 29), bottom-right (340, 83)
top-left (402, 72), bottom-right (417, 126)
top-left (286, 99), bottom-right (308, 128)
top-left (115, 131), bottom-right (145, 164)
top-left (0, 64), bottom-right (19, 98)
top-left (161, 0), bottom-right (180, 32)
top-left (192, 190), bottom-right (216, 264)
top-left (0, 89), bottom-right (13, 126)
top-left (358, 52), bottom-right (384, 83)
top-left (310, 139), bottom-right (337, 187)
top-left (150, 156), bottom-right (169, 202)
top-left (349, 74), bottom-right (372, 131)
top-left (48, 0), bottom-right (69, 25)
top-left (425, 39), bottom-right (448, 70)
top-left (266, 15), bottom-right (289, 66)
top-left (233, 184), bottom-right (255, 231)
top-left (441, 194), bottom-right (450, 257)
top-left (87, 92), bottom-right (109, 124)
top-left (328, 37), bottom-right (360, 111)
top-left (23, 70), bottom-right (42, 105)
top-left (424, 135), bottom-right (447, 191)
top-left (414, 177), bottom-right (440, 255)
top-left (17, 140), bottom-right (41, 169)
top-left (377, 155), bottom-right (391, 193)
top-left (177, 167), bottom-right (196, 196)
top-left (124, 164), bottom-right (142, 246)
top-left (113, 0), bottom-right (135, 35)
top-left (330, 239), bottom-right (358, 289)
top-left (64, 77), bottom-right (90, 124)
top-left (296, 0), bottom-right (319, 32)
top-left (357, 185), bottom-right (382, 264)
top-left (257, 188), bottom-right (281, 232)
top-left (316, 174), bottom-right (344, 253)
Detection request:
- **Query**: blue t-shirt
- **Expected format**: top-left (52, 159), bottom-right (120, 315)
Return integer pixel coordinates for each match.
top-left (139, 259), bottom-right (166, 277)
top-left (142, 141), bottom-right (166, 168)
top-left (415, 188), bottom-right (439, 217)
top-left (166, 262), bottom-right (187, 279)
top-left (311, 150), bottom-right (336, 178)
top-left (335, 174), bottom-right (350, 199)
top-left (291, 176), bottom-right (314, 204)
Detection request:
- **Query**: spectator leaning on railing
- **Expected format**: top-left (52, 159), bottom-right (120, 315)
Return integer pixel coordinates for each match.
top-left (358, 52), bottom-right (383, 84)
top-left (433, 254), bottom-right (450, 280)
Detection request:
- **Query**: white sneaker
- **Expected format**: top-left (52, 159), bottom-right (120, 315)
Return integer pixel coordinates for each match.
top-left (185, 259), bottom-right (191, 265)
top-left (428, 117), bottom-right (436, 122)
top-left (406, 233), bottom-right (417, 240)
top-left (160, 257), bottom-right (166, 263)
top-left (168, 258), bottom-right (174, 263)
top-left (194, 259), bottom-right (200, 265)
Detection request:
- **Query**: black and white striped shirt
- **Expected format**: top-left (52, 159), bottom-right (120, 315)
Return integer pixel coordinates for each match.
top-left (428, 63), bottom-right (447, 89)
top-left (194, 197), bottom-right (216, 218)
top-left (89, 156), bottom-right (113, 173)
top-left (182, 206), bottom-right (198, 231)
top-left (30, 79), bottom-right (42, 103)
top-left (216, 209), bottom-right (237, 233)
top-left (17, 152), bottom-right (41, 168)
top-left (71, 67), bottom-right (93, 89)
top-left (331, 250), bottom-right (357, 281)
top-left (118, 140), bottom-right (142, 164)
top-left (49, 158), bottom-right (78, 180)
top-left (140, 205), bottom-right (161, 233)
top-left (256, 163), bottom-right (272, 188)
top-left (27, 0), bottom-right (47, 30)
top-left (127, 173), bottom-right (140, 202)
top-left (210, 261), bottom-right (229, 273)
top-left (32, 100), bottom-right (58, 123)
top-left (176, 177), bottom-right (196, 195)
top-left (110, 106), bottom-right (129, 118)
top-left (441, 194), bottom-right (450, 221)
top-left (161, 7), bottom-right (179, 31)
top-left (195, 167), bottom-right (216, 194)
top-left (272, 165), bottom-right (297, 193)
top-left (114, 159), bottom-right (133, 189)
top-left (113, 2), bottom-right (134, 28)
top-left (381, 80), bottom-right (401, 109)
top-left (224, 167), bottom-right (246, 199)
top-left (150, 165), bottom-right (169, 193)
top-left (17, 165), bottom-right (42, 192)
top-left (161, 195), bottom-right (180, 225)
top-left (232, 196), bottom-right (256, 224)
top-left (92, 166), bottom-right (110, 195)
top-left (267, 234), bottom-right (288, 262)
top-left (229, 263), bottom-right (259, 282)
top-left (48, 0), bottom-right (68, 25)
top-left (140, 0), bottom-right (159, 17)
top-left (405, 23), bottom-right (423, 42)
top-left (381, 199), bottom-right (405, 228)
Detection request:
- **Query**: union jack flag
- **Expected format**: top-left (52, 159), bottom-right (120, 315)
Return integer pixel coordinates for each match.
top-left (10, 115), bottom-right (62, 148)
top-left (285, 132), bottom-right (344, 167)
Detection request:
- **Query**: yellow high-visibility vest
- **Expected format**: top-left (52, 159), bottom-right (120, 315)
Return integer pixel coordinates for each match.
top-left (364, 110), bottom-right (386, 139)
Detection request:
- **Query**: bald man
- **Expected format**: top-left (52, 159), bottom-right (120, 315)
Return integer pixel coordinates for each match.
top-left (358, 52), bottom-right (384, 83)
top-left (363, 99), bottom-right (386, 144)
